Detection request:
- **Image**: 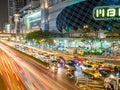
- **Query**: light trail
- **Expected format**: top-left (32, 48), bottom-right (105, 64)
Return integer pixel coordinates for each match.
top-left (0, 43), bottom-right (79, 90)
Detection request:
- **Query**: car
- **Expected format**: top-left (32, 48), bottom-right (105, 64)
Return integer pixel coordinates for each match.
top-left (89, 60), bottom-right (104, 68)
top-left (15, 44), bottom-right (20, 48)
top-left (57, 47), bottom-right (67, 51)
top-left (82, 69), bottom-right (101, 79)
top-left (66, 68), bottom-right (75, 78)
top-left (97, 64), bottom-right (113, 77)
top-left (65, 60), bottom-right (75, 69)
top-left (45, 53), bottom-right (56, 61)
top-left (80, 63), bottom-right (94, 71)
top-left (48, 60), bottom-right (58, 72)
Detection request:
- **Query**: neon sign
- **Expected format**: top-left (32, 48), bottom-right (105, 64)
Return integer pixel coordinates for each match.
top-left (93, 6), bottom-right (120, 20)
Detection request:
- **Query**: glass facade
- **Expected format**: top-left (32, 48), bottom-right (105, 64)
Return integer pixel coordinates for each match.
top-left (56, 0), bottom-right (120, 32)
top-left (14, 0), bottom-right (27, 12)
top-left (25, 11), bottom-right (41, 30)
top-left (48, 0), bottom-right (66, 7)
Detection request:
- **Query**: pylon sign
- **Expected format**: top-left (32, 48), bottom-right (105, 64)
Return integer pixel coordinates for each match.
top-left (93, 5), bottom-right (120, 20)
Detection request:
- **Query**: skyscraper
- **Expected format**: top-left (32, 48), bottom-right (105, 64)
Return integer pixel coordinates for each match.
top-left (9, 0), bottom-right (27, 16)
top-left (8, 0), bottom-right (28, 33)
top-left (0, 0), bottom-right (8, 29)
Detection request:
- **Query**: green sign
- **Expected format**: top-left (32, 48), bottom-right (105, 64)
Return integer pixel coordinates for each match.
top-left (93, 6), bottom-right (120, 20)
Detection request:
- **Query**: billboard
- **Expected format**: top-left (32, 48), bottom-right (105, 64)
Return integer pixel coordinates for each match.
top-left (93, 5), bottom-right (120, 20)
top-left (25, 11), bottom-right (41, 30)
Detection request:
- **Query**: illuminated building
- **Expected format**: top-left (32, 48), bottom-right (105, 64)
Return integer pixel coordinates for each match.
top-left (19, 0), bottom-right (120, 33)
top-left (56, 0), bottom-right (120, 32)
top-left (8, 0), bottom-right (27, 17)
top-left (8, 0), bottom-right (28, 33)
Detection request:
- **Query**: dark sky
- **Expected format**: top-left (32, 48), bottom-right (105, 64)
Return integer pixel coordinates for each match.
top-left (0, 0), bottom-right (8, 29)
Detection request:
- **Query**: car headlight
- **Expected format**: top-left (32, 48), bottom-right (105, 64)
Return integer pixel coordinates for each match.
top-left (94, 75), bottom-right (97, 77)
top-left (51, 66), bottom-right (55, 70)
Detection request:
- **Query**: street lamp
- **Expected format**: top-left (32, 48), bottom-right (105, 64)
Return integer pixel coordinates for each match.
top-left (14, 14), bottom-right (20, 37)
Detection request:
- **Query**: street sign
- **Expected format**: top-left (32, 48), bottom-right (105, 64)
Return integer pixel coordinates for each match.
top-left (93, 5), bottom-right (120, 20)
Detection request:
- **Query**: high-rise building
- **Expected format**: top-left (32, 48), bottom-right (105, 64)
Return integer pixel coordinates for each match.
top-left (8, 0), bottom-right (28, 33)
top-left (18, 0), bottom-right (40, 34)
top-left (8, 0), bottom-right (27, 16)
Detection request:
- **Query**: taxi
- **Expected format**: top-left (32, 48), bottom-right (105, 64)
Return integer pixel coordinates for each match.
top-left (82, 69), bottom-right (101, 79)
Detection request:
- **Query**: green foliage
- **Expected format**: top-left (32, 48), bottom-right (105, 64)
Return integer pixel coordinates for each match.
top-left (25, 29), bottom-right (54, 45)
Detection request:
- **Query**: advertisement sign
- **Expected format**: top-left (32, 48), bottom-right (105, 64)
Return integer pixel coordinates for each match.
top-left (25, 11), bottom-right (41, 30)
top-left (93, 5), bottom-right (120, 20)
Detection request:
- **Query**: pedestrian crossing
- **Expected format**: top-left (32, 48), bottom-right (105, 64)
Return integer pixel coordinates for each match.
top-left (75, 77), bottom-right (105, 90)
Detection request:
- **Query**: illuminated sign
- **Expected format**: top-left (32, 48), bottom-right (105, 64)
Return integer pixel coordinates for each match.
top-left (93, 6), bottom-right (120, 20)
top-left (25, 10), bottom-right (41, 30)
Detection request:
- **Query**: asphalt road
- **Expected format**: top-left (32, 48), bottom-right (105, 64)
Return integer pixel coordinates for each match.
top-left (0, 47), bottom-right (26, 90)
top-left (0, 75), bottom-right (7, 90)
top-left (0, 43), bottom-right (79, 90)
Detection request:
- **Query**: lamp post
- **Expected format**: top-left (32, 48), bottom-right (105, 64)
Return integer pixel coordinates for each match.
top-left (14, 14), bottom-right (20, 37)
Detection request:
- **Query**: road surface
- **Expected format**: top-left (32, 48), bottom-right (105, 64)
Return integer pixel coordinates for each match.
top-left (0, 43), bottom-right (79, 90)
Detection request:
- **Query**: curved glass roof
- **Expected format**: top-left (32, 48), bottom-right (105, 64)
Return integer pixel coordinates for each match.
top-left (56, 0), bottom-right (120, 32)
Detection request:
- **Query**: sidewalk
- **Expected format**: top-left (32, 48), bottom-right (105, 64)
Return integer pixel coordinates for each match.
top-left (48, 49), bottom-right (120, 61)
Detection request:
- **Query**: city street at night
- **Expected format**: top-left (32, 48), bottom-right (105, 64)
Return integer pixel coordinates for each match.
top-left (0, 0), bottom-right (120, 90)
top-left (0, 40), bottom-right (119, 90)
top-left (0, 42), bottom-right (79, 90)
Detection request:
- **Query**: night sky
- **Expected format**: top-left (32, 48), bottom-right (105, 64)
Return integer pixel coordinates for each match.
top-left (0, 0), bottom-right (8, 29)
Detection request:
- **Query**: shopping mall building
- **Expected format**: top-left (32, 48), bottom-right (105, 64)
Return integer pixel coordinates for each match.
top-left (19, 0), bottom-right (120, 33)
top-left (18, 0), bottom-right (120, 55)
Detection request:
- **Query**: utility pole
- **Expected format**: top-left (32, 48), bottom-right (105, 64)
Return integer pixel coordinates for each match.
top-left (14, 14), bottom-right (20, 38)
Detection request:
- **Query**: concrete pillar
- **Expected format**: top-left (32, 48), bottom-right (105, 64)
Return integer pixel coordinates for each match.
top-left (40, 0), bottom-right (49, 30)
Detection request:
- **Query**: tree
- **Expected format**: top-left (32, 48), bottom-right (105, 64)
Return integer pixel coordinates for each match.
top-left (25, 29), bottom-right (54, 47)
